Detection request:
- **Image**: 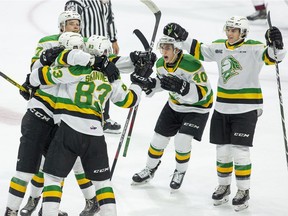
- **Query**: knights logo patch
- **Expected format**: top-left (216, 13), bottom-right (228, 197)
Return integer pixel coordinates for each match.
top-left (220, 55), bottom-right (242, 83)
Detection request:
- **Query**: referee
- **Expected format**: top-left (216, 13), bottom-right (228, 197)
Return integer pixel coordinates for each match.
top-left (65, 0), bottom-right (121, 134)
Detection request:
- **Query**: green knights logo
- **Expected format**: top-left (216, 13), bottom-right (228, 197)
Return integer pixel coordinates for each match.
top-left (221, 55), bottom-right (242, 83)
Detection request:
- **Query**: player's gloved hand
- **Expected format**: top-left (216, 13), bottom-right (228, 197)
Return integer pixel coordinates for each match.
top-left (265, 26), bottom-right (284, 49)
top-left (90, 55), bottom-right (120, 83)
top-left (163, 23), bottom-right (188, 41)
top-left (39, 46), bottom-right (65, 66)
top-left (130, 51), bottom-right (157, 79)
top-left (103, 61), bottom-right (120, 83)
top-left (160, 75), bottom-right (190, 96)
top-left (130, 73), bottom-right (156, 94)
top-left (90, 55), bottom-right (107, 70)
top-left (130, 51), bottom-right (157, 67)
top-left (19, 74), bottom-right (38, 100)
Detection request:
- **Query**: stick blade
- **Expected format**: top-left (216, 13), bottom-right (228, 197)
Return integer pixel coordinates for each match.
top-left (133, 29), bottom-right (150, 51)
top-left (140, 0), bottom-right (160, 14)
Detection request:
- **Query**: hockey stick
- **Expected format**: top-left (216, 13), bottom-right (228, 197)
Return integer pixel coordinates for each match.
top-left (122, 0), bottom-right (161, 157)
top-left (267, 11), bottom-right (288, 168)
top-left (122, 30), bottom-right (149, 157)
top-left (0, 71), bottom-right (27, 92)
top-left (122, 105), bottom-right (138, 157)
top-left (140, 0), bottom-right (162, 52)
top-left (133, 29), bottom-right (150, 51)
top-left (110, 107), bottom-right (133, 180)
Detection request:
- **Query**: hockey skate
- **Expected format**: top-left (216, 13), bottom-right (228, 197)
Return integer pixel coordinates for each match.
top-left (232, 189), bottom-right (250, 212)
top-left (80, 196), bottom-right (100, 216)
top-left (20, 196), bottom-right (41, 216)
top-left (103, 119), bottom-right (121, 134)
top-left (5, 207), bottom-right (18, 216)
top-left (170, 169), bottom-right (186, 191)
top-left (131, 161), bottom-right (161, 185)
top-left (212, 185), bottom-right (231, 206)
top-left (247, 9), bottom-right (267, 21)
top-left (38, 207), bottom-right (68, 216)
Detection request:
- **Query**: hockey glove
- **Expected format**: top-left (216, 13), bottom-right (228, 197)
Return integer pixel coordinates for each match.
top-left (130, 51), bottom-right (157, 67)
top-left (130, 72), bottom-right (156, 94)
top-left (90, 55), bottom-right (120, 83)
top-left (90, 55), bottom-right (108, 70)
top-left (102, 61), bottom-right (120, 83)
top-left (163, 23), bottom-right (188, 41)
top-left (160, 75), bottom-right (190, 96)
top-left (265, 26), bottom-right (284, 50)
top-left (39, 46), bottom-right (65, 66)
top-left (130, 51), bottom-right (157, 79)
top-left (19, 74), bottom-right (38, 100)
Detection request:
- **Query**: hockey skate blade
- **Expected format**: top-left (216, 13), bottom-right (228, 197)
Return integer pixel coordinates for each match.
top-left (103, 129), bottom-right (121, 134)
top-left (213, 196), bottom-right (229, 206)
top-left (130, 180), bottom-right (150, 186)
top-left (234, 201), bottom-right (249, 212)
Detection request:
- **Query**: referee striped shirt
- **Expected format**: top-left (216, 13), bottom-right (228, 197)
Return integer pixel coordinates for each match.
top-left (64, 0), bottom-right (117, 42)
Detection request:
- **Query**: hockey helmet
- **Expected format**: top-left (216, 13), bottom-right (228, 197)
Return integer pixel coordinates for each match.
top-left (86, 35), bottom-right (112, 56)
top-left (58, 10), bottom-right (82, 32)
top-left (224, 16), bottom-right (249, 39)
top-left (157, 35), bottom-right (182, 54)
top-left (58, 32), bottom-right (85, 50)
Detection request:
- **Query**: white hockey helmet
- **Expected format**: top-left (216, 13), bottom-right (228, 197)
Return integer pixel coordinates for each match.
top-left (224, 16), bottom-right (249, 39)
top-left (58, 10), bottom-right (81, 32)
top-left (58, 32), bottom-right (85, 50)
top-left (86, 35), bottom-right (112, 56)
top-left (157, 35), bottom-right (182, 51)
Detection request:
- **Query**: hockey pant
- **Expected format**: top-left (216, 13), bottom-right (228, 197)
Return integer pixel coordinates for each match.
top-left (216, 144), bottom-right (251, 190)
top-left (42, 173), bottom-right (117, 216)
top-left (29, 156), bottom-right (95, 200)
top-left (146, 132), bottom-right (193, 172)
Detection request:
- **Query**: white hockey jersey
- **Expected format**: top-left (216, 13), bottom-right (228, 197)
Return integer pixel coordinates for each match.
top-left (182, 38), bottom-right (287, 114)
top-left (150, 53), bottom-right (213, 114)
top-left (30, 64), bottom-right (142, 136)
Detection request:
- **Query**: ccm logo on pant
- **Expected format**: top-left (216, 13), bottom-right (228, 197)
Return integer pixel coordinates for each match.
top-left (234, 133), bottom-right (250, 138)
top-left (30, 108), bottom-right (51, 122)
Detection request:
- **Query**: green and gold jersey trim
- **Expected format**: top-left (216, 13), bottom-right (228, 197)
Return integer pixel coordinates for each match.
top-left (34, 89), bottom-right (57, 112)
top-left (170, 88), bottom-right (213, 109)
top-left (114, 90), bottom-right (138, 108)
top-left (54, 96), bottom-right (102, 121)
top-left (216, 86), bottom-right (263, 104)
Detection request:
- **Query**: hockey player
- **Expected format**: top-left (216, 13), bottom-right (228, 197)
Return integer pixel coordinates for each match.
top-left (163, 17), bottom-right (286, 211)
top-left (5, 11), bottom-right (99, 216)
top-left (64, 0), bottom-right (121, 134)
top-left (246, 0), bottom-right (267, 21)
top-left (131, 35), bottom-right (213, 191)
top-left (28, 33), bottom-right (152, 216)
